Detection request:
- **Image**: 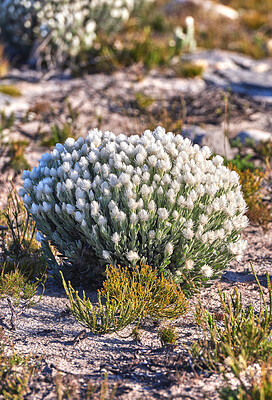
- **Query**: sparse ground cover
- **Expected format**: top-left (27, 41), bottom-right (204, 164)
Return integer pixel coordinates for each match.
top-left (0, 225), bottom-right (271, 399)
top-left (0, 128), bottom-right (271, 398)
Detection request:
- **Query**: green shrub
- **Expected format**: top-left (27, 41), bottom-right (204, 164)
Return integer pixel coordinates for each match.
top-left (0, 328), bottom-right (40, 399)
top-left (191, 264), bottom-right (272, 371)
top-left (158, 325), bottom-right (178, 348)
top-left (227, 165), bottom-right (272, 228)
top-left (0, 110), bottom-right (15, 135)
top-left (118, 27), bottom-right (171, 69)
top-left (101, 263), bottom-right (188, 320)
top-left (226, 154), bottom-right (256, 173)
top-left (219, 358), bottom-right (272, 400)
top-left (42, 123), bottom-right (74, 148)
top-left (1, 186), bottom-right (46, 280)
top-left (40, 100), bottom-right (80, 148)
top-left (0, 267), bottom-right (45, 308)
top-left (0, 85), bottom-right (21, 97)
top-left (55, 371), bottom-right (118, 400)
top-left (174, 62), bottom-right (204, 78)
top-left (0, 45), bottom-right (8, 77)
top-left (62, 263), bottom-right (188, 334)
top-left (252, 140), bottom-right (272, 164)
top-left (7, 140), bottom-right (30, 173)
top-left (61, 271), bottom-right (143, 334)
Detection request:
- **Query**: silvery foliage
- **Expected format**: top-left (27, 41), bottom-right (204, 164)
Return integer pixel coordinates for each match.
top-left (20, 127), bottom-right (248, 287)
top-left (0, 0), bottom-right (152, 66)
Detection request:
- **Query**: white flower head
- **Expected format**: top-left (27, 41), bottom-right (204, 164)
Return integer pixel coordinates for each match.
top-left (130, 212), bottom-right (138, 224)
top-left (158, 208), bottom-right (169, 220)
top-left (153, 174), bottom-right (161, 182)
top-left (183, 228), bottom-right (194, 240)
top-left (141, 184), bottom-right (150, 197)
top-left (75, 211), bottom-right (84, 222)
top-left (136, 153), bottom-right (145, 165)
top-left (42, 202), bottom-right (52, 213)
top-left (201, 264), bottom-right (213, 278)
top-left (102, 250), bottom-right (111, 260)
top-left (185, 260), bottom-right (194, 270)
top-left (165, 242), bottom-right (174, 255)
top-left (66, 204), bottom-right (75, 214)
top-left (91, 201), bottom-right (100, 217)
top-left (65, 138), bottom-right (75, 148)
top-left (126, 250), bottom-right (139, 262)
top-left (142, 172), bottom-right (150, 182)
top-left (98, 215), bottom-right (107, 226)
top-left (132, 174), bottom-right (141, 185)
top-left (172, 210), bottom-right (179, 219)
top-left (116, 211), bottom-right (126, 222)
top-left (80, 179), bottom-right (91, 192)
top-left (111, 232), bottom-right (121, 244)
top-left (138, 209), bottom-right (149, 222)
top-left (199, 214), bottom-right (209, 225)
top-left (148, 200), bottom-right (156, 212)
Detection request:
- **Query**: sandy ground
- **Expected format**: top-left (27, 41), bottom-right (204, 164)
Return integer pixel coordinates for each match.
top-left (0, 225), bottom-right (271, 399)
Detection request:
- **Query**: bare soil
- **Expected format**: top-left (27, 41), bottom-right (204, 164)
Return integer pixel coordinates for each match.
top-left (0, 225), bottom-right (271, 399)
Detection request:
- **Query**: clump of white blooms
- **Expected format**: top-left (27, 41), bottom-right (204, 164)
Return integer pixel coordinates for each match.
top-left (20, 127), bottom-right (248, 289)
top-left (0, 0), bottom-right (153, 66)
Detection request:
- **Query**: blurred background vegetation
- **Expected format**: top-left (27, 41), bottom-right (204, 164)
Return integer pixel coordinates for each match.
top-left (74, 0), bottom-right (272, 74)
top-left (0, 0), bottom-right (271, 74)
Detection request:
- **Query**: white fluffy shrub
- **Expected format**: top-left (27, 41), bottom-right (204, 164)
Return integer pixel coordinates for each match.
top-left (0, 0), bottom-right (152, 66)
top-left (20, 127), bottom-right (248, 290)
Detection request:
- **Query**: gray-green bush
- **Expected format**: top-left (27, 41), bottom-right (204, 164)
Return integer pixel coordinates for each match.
top-left (21, 127), bottom-right (248, 291)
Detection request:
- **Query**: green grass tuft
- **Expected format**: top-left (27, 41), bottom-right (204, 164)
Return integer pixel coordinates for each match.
top-left (191, 263), bottom-right (272, 371)
top-left (0, 85), bottom-right (21, 97)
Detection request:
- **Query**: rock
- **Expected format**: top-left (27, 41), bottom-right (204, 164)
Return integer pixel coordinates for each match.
top-left (182, 124), bottom-right (236, 158)
top-left (167, 0), bottom-right (238, 20)
top-left (183, 50), bottom-right (272, 103)
top-left (0, 92), bottom-right (30, 117)
top-left (134, 74), bottom-right (205, 98)
top-left (221, 271), bottom-right (256, 283)
top-left (198, 1), bottom-right (239, 20)
top-left (236, 128), bottom-right (272, 144)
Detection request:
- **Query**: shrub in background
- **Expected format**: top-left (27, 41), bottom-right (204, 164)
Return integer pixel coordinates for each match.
top-left (0, 0), bottom-right (153, 67)
top-left (21, 127), bottom-right (248, 291)
top-left (228, 164), bottom-right (272, 228)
